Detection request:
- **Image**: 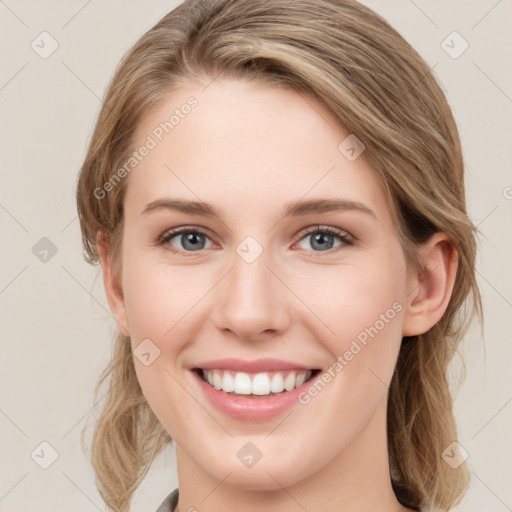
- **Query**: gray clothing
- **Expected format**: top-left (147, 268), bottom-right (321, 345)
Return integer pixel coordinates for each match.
top-left (156, 488), bottom-right (179, 512)
top-left (155, 486), bottom-right (422, 511)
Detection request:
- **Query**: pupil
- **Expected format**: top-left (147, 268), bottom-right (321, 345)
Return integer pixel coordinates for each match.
top-left (183, 233), bottom-right (204, 251)
top-left (312, 233), bottom-right (333, 251)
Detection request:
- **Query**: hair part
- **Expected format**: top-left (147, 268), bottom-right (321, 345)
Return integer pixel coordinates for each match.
top-left (77, 0), bottom-right (483, 510)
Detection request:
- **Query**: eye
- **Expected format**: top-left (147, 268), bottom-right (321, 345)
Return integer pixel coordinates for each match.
top-left (294, 225), bottom-right (354, 253)
top-left (156, 225), bottom-right (355, 256)
top-left (157, 227), bottom-right (214, 254)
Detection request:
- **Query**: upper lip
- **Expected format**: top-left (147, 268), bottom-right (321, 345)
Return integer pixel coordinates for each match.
top-left (192, 358), bottom-right (318, 373)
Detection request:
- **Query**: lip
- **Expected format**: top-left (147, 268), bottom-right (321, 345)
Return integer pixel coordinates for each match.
top-left (190, 362), bottom-right (320, 422)
top-left (192, 358), bottom-right (316, 373)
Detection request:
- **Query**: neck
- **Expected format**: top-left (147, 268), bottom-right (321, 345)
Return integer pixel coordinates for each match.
top-left (174, 401), bottom-right (410, 512)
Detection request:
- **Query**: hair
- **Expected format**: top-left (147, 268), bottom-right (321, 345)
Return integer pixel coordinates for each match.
top-left (76, 0), bottom-right (483, 510)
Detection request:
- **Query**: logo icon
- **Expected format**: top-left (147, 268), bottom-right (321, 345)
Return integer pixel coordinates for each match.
top-left (31, 32), bottom-right (59, 59)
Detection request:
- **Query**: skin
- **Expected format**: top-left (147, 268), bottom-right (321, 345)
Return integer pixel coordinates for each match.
top-left (98, 78), bottom-right (458, 512)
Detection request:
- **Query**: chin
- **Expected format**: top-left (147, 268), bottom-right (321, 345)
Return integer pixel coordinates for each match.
top-left (222, 468), bottom-right (302, 492)
top-left (199, 450), bottom-right (312, 492)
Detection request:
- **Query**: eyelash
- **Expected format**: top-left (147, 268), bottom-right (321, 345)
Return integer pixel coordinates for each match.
top-left (156, 225), bottom-right (355, 257)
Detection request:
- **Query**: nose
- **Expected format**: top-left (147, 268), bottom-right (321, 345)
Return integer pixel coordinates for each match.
top-left (211, 247), bottom-right (291, 342)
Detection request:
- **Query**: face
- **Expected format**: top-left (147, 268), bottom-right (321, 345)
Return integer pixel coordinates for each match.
top-left (112, 78), bottom-right (415, 490)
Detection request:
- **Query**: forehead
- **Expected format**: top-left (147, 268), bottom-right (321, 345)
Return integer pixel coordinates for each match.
top-left (124, 78), bottom-right (391, 224)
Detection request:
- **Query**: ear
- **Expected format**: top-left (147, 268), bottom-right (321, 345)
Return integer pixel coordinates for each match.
top-left (402, 233), bottom-right (458, 337)
top-left (96, 231), bottom-right (130, 337)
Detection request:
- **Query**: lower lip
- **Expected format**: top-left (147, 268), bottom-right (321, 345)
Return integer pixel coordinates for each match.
top-left (191, 370), bottom-right (316, 422)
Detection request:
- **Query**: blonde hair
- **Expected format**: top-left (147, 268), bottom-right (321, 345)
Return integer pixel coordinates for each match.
top-left (76, 0), bottom-right (483, 510)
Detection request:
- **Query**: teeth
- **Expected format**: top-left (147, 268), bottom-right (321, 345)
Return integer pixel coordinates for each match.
top-left (295, 372), bottom-right (307, 387)
top-left (252, 373), bottom-right (271, 395)
top-left (284, 372), bottom-right (296, 391)
top-left (213, 370), bottom-right (222, 390)
top-left (222, 371), bottom-right (235, 392)
top-left (201, 369), bottom-right (312, 396)
top-left (270, 372), bottom-right (284, 393)
top-left (233, 372), bottom-right (252, 394)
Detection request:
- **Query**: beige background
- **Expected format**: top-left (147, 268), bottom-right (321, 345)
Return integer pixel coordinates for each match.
top-left (1, 1), bottom-right (511, 511)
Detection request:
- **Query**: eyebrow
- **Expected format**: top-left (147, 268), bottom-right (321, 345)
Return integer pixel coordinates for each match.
top-left (140, 197), bottom-right (377, 220)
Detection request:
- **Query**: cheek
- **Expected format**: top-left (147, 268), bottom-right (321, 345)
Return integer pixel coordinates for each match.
top-left (121, 255), bottom-right (202, 436)
top-left (308, 252), bottom-right (407, 379)
top-left (122, 252), bottom-right (205, 341)
top-left (309, 261), bottom-right (404, 333)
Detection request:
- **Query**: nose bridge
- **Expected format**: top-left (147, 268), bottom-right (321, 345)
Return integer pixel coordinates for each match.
top-left (212, 239), bottom-right (289, 338)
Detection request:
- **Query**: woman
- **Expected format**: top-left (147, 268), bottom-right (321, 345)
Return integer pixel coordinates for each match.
top-left (76, 0), bottom-right (482, 510)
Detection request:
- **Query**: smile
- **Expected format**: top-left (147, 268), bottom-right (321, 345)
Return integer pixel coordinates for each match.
top-left (190, 358), bottom-right (322, 420)
top-left (196, 368), bottom-right (320, 397)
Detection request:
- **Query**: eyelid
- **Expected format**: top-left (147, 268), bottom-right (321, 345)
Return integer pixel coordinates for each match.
top-left (296, 224), bottom-right (353, 241)
top-left (157, 225), bottom-right (212, 243)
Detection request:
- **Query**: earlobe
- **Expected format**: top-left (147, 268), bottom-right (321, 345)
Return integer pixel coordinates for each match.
top-left (402, 233), bottom-right (458, 337)
top-left (96, 231), bottom-right (130, 337)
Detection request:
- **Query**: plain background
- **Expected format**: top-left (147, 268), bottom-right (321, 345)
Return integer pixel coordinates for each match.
top-left (0, 1), bottom-right (511, 511)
